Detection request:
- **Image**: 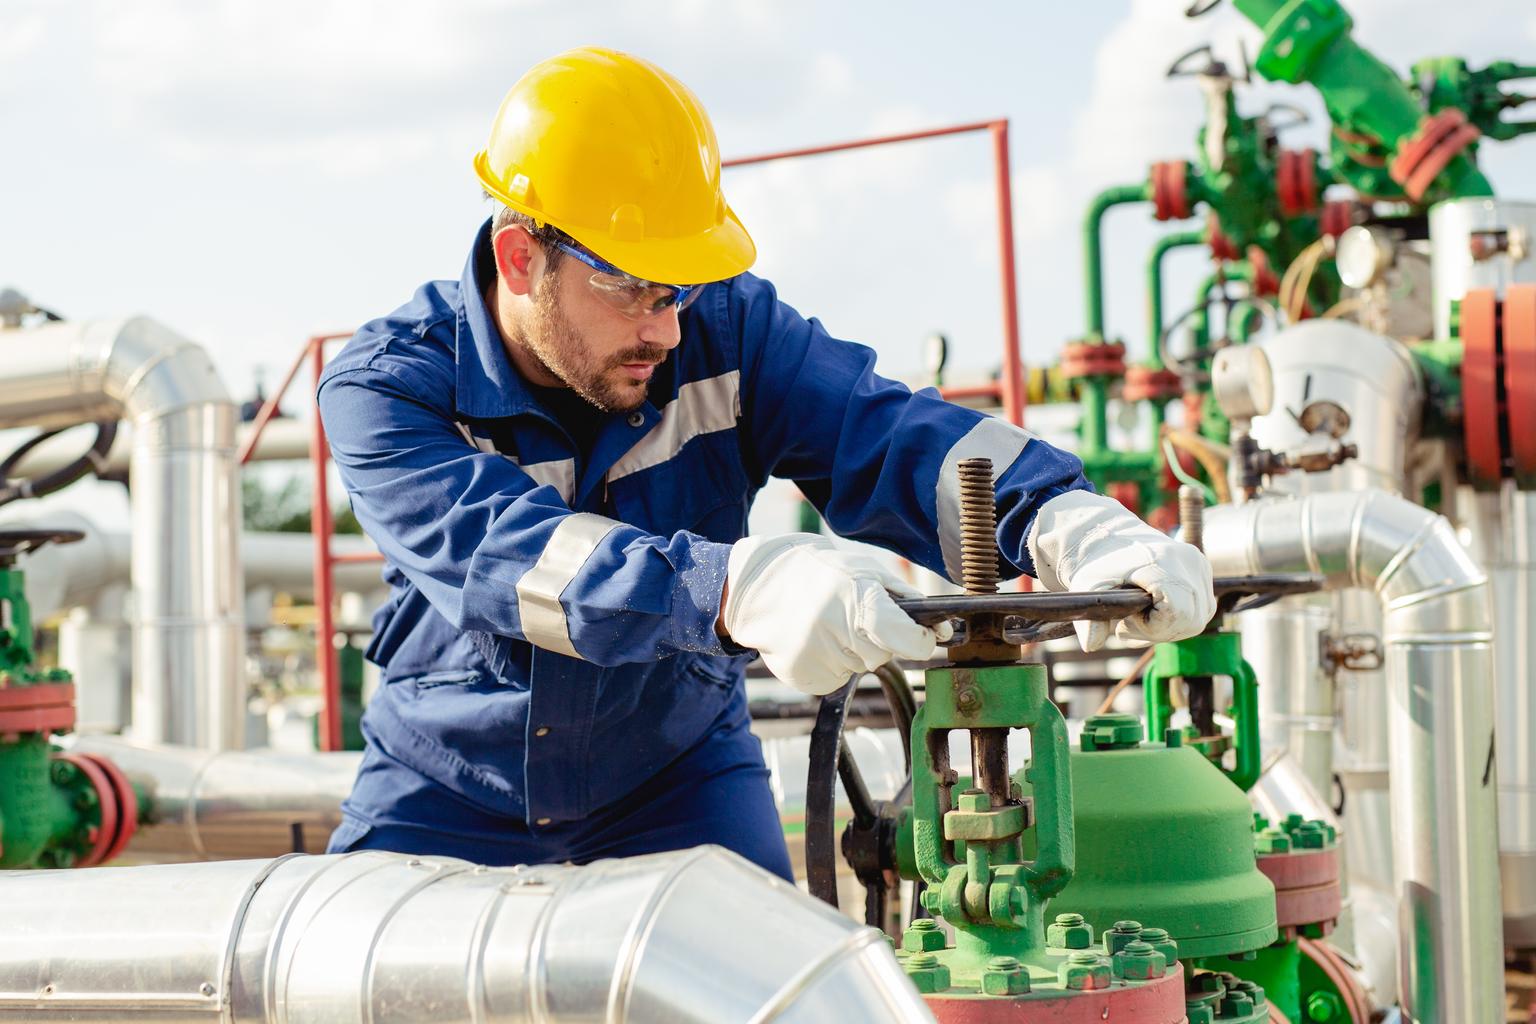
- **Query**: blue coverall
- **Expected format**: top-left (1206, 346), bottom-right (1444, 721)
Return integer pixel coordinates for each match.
top-left (319, 220), bottom-right (1090, 878)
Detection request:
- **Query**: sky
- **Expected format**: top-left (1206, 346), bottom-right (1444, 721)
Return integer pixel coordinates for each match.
top-left (4, 0), bottom-right (1536, 528)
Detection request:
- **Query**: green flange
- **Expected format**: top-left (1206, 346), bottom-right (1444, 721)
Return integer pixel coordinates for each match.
top-left (1041, 713), bottom-right (1278, 961)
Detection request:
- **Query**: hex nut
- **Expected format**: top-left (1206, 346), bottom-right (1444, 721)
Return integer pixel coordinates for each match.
top-left (980, 955), bottom-right (1030, 996)
top-left (1058, 951), bottom-right (1112, 991)
top-left (1047, 912), bottom-right (1094, 950)
top-left (1113, 940), bottom-right (1166, 980)
top-left (1105, 919), bottom-right (1144, 954)
top-left (903, 952), bottom-right (951, 994)
top-left (902, 919), bottom-right (947, 953)
top-left (1136, 926), bottom-right (1179, 966)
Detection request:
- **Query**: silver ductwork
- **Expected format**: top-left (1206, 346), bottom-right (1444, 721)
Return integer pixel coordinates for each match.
top-left (0, 317), bottom-right (243, 749)
top-left (0, 847), bottom-right (932, 1023)
top-left (1460, 482), bottom-right (1536, 945)
top-left (1206, 489), bottom-right (1500, 1024)
top-left (1429, 198), bottom-right (1536, 340)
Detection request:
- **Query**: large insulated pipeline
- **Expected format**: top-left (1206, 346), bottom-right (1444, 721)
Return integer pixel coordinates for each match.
top-left (0, 317), bottom-right (243, 749)
top-left (1205, 489), bottom-right (1500, 1024)
top-left (0, 847), bottom-right (933, 1023)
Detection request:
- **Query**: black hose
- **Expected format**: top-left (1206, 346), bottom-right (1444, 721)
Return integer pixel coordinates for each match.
top-left (0, 420), bottom-right (119, 508)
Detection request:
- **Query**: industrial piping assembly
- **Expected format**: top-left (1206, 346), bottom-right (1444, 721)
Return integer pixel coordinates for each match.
top-left (0, 317), bottom-right (244, 750)
top-left (0, 846), bottom-right (933, 1023)
top-left (1204, 490), bottom-right (1501, 1023)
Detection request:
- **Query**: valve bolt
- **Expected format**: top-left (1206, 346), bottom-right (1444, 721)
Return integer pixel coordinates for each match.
top-left (957, 457), bottom-right (1000, 595)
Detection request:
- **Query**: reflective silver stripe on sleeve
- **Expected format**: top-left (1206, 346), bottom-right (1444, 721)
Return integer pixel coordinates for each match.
top-left (607, 370), bottom-right (741, 482)
top-left (936, 417), bottom-right (1037, 583)
top-left (454, 421), bottom-right (575, 504)
top-left (515, 513), bottom-right (623, 659)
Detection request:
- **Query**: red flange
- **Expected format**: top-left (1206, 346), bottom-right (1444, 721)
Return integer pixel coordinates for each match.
top-left (1390, 109), bottom-right (1482, 202)
top-left (52, 751), bottom-right (118, 868)
top-left (926, 962), bottom-right (1187, 1023)
top-left (1258, 848), bottom-right (1343, 932)
top-left (0, 682), bottom-right (77, 737)
top-left (80, 751), bottom-right (139, 865)
top-left (1319, 200), bottom-right (1354, 239)
top-left (1248, 247), bottom-right (1281, 299)
top-left (1122, 366), bottom-right (1185, 404)
top-left (1107, 482), bottom-right (1141, 517)
top-left (1276, 149), bottom-right (1319, 216)
top-left (1060, 342), bottom-right (1127, 380)
top-left (1207, 217), bottom-right (1239, 263)
top-left (1504, 284), bottom-right (1536, 486)
top-left (1151, 161), bottom-right (1192, 221)
top-left (1460, 288), bottom-right (1503, 488)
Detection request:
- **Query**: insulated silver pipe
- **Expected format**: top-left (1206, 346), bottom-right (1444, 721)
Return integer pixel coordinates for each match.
top-left (1206, 490), bottom-right (1500, 1024)
top-left (70, 736), bottom-right (362, 858)
top-left (0, 317), bottom-right (243, 749)
top-left (0, 847), bottom-right (932, 1023)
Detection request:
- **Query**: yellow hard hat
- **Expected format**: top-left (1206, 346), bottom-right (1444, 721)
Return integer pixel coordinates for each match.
top-left (474, 47), bottom-right (755, 285)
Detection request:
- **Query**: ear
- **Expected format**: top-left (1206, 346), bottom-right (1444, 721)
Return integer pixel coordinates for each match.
top-left (490, 224), bottom-right (543, 298)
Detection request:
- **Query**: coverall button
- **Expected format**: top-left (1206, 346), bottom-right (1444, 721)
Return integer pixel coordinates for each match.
top-left (627, 411), bottom-right (645, 427)
top-left (535, 817), bottom-right (552, 826)
top-left (534, 726), bottom-right (551, 737)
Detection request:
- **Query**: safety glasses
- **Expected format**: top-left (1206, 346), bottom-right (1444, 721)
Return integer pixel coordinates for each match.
top-left (550, 234), bottom-right (703, 320)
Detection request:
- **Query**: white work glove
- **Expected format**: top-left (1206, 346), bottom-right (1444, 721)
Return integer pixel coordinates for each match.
top-left (721, 534), bottom-right (952, 697)
top-left (1027, 490), bottom-right (1215, 652)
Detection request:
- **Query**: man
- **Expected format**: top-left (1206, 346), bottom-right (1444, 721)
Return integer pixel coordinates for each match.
top-left (319, 46), bottom-right (1214, 880)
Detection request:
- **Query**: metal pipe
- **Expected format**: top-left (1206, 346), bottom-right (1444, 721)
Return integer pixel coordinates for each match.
top-left (69, 736), bottom-right (362, 859)
top-left (1147, 230), bottom-right (1207, 373)
top-left (1082, 183), bottom-right (1152, 342)
top-left (4, 416), bottom-right (313, 478)
top-left (1205, 490), bottom-right (1501, 1024)
top-left (0, 317), bottom-right (243, 750)
top-left (0, 847), bottom-right (932, 1023)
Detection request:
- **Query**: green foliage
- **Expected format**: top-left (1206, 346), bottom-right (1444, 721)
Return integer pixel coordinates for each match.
top-left (241, 476), bottom-right (362, 535)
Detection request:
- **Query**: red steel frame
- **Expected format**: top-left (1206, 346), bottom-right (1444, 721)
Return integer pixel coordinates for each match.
top-left (249, 119), bottom-right (1029, 751)
top-left (722, 118), bottom-right (1027, 427)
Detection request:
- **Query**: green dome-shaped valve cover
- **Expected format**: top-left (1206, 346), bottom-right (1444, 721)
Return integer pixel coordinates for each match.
top-left (1028, 716), bottom-right (1278, 960)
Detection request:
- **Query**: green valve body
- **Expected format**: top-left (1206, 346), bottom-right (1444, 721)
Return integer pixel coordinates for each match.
top-left (1040, 714), bottom-right (1278, 961)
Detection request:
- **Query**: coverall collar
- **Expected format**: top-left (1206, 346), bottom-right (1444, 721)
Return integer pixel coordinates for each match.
top-left (454, 218), bottom-right (542, 420)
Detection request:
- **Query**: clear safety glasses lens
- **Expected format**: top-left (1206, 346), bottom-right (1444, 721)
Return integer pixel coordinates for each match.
top-left (587, 273), bottom-right (702, 319)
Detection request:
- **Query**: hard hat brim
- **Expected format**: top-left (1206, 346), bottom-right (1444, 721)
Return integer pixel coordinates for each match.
top-left (477, 153), bottom-right (756, 286)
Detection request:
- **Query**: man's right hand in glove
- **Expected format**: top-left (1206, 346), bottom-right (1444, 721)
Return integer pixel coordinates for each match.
top-left (718, 534), bottom-right (950, 697)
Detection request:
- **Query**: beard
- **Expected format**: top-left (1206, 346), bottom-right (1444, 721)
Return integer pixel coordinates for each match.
top-left (514, 271), bottom-right (668, 413)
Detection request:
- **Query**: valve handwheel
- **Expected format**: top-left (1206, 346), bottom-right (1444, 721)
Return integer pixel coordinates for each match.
top-left (804, 573), bottom-right (1323, 925)
top-left (0, 529), bottom-right (85, 567)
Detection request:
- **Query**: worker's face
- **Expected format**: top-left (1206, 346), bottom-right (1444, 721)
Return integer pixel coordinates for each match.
top-left (519, 253), bottom-right (683, 413)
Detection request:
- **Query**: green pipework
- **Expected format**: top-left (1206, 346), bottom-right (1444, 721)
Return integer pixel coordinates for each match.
top-left (1078, 378), bottom-right (1109, 458)
top-left (1216, 941), bottom-right (1302, 1023)
top-left (1410, 337), bottom-right (1464, 440)
top-left (1144, 632), bottom-right (1262, 792)
top-left (0, 567), bottom-right (35, 674)
top-left (1235, 0), bottom-right (1493, 204)
top-left (1148, 230), bottom-right (1208, 373)
top-left (0, 738), bottom-right (114, 869)
top-left (315, 635), bottom-right (368, 752)
top-left (1084, 183), bottom-right (1153, 343)
top-left (1412, 57), bottom-right (1536, 143)
top-left (906, 661), bottom-right (1074, 977)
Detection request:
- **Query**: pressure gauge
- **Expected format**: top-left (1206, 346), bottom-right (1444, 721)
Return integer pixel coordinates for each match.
top-left (1336, 225), bottom-right (1394, 289)
top-left (1211, 345), bottom-right (1274, 422)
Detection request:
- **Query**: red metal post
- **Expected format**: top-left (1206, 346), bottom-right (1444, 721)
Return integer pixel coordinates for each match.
top-left (308, 338), bottom-right (342, 753)
top-left (723, 119), bottom-right (1027, 428)
top-left (990, 121), bottom-right (1026, 428)
top-left (239, 332), bottom-right (353, 466)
